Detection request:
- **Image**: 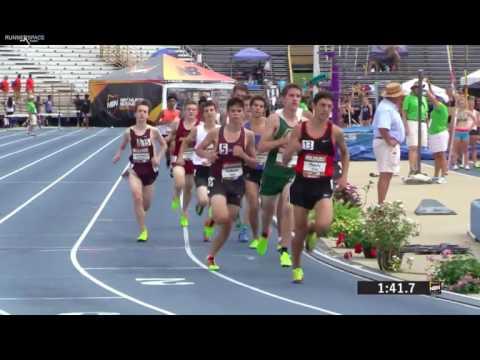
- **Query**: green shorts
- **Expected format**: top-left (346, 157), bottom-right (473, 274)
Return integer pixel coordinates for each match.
top-left (259, 173), bottom-right (293, 196)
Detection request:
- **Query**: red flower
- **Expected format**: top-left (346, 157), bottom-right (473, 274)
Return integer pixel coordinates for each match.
top-left (338, 232), bottom-right (345, 242)
top-left (370, 247), bottom-right (377, 257)
top-left (354, 243), bottom-right (363, 254)
top-left (344, 251), bottom-right (353, 260)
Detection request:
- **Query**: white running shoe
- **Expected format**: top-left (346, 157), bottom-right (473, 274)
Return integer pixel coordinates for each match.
top-left (453, 164), bottom-right (459, 170)
top-left (465, 165), bottom-right (471, 170)
top-left (437, 177), bottom-right (447, 184)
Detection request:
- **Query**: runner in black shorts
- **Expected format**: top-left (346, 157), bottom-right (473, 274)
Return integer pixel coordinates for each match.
top-left (283, 91), bottom-right (350, 283)
top-left (243, 96), bottom-right (268, 249)
top-left (195, 97), bottom-right (257, 271)
top-left (177, 100), bottom-right (219, 241)
top-left (113, 99), bottom-right (167, 242)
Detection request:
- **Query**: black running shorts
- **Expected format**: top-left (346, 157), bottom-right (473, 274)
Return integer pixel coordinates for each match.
top-left (290, 176), bottom-right (333, 210)
top-left (194, 165), bottom-right (211, 188)
top-left (244, 167), bottom-right (263, 186)
top-left (208, 177), bottom-right (245, 207)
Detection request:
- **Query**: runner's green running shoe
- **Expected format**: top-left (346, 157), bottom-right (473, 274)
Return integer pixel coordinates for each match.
top-left (171, 197), bottom-right (180, 211)
top-left (256, 236), bottom-right (268, 256)
top-left (180, 215), bottom-right (189, 227)
top-left (280, 251), bottom-right (292, 267)
top-left (207, 256), bottom-right (220, 271)
top-left (292, 268), bottom-right (304, 283)
top-left (249, 238), bottom-right (259, 249)
top-left (306, 232), bottom-right (318, 253)
top-left (137, 228), bottom-right (148, 242)
top-left (203, 226), bottom-right (214, 242)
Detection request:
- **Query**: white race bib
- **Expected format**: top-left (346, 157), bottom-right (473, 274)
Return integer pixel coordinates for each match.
top-left (256, 153), bottom-right (268, 167)
top-left (132, 149), bottom-right (150, 163)
top-left (183, 148), bottom-right (194, 161)
top-left (276, 152), bottom-right (298, 168)
top-left (222, 162), bottom-right (243, 180)
top-left (302, 154), bottom-right (327, 178)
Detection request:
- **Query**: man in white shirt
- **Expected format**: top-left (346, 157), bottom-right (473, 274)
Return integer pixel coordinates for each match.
top-left (372, 82), bottom-right (406, 204)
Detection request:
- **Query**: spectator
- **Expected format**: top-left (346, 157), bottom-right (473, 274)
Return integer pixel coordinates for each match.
top-left (1, 76), bottom-right (9, 96)
top-left (35, 96), bottom-right (43, 128)
top-left (340, 96), bottom-right (354, 127)
top-left (468, 96), bottom-right (480, 168)
top-left (26, 73), bottom-right (34, 94)
top-left (74, 94), bottom-right (83, 126)
top-left (451, 94), bottom-right (475, 170)
top-left (384, 46), bottom-right (401, 71)
top-left (3, 96), bottom-right (15, 128)
top-left (81, 94), bottom-right (91, 128)
top-left (402, 81), bottom-right (429, 175)
top-left (426, 83), bottom-right (449, 183)
top-left (359, 96), bottom-right (373, 126)
top-left (13, 74), bottom-right (21, 102)
top-left (25, 95), bottom-right (38, 136)
top-left (372, 82), bottom-right (406, 204)
top-left (44, 95), bottom-right (54, 127)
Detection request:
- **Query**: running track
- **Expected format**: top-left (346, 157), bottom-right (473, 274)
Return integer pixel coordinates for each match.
top-left (1, 127), bottom-right (480, 315)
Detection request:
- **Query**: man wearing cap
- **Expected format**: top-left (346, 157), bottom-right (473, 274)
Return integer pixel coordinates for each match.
top-left (402, 81), bottom-right (429, 175)
top-left (372, 83), bottom-right (406, 204)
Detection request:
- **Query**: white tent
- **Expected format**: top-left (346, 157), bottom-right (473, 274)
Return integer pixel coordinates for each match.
top-left (401, 78), bottom-right (448, 102)
top-left (460, 69), bottom-right (480, 86)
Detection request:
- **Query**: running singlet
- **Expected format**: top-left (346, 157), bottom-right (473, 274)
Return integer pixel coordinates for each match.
top-left (263, 111), bottom-right (300, 179)
top-left (295, 121), bottom-right (336, 180)
top-left (244, 121), bottom-right (267, 170)
top-left (129, 128), bottom-right (155, 169)
top-left (192, 122), bottom-right (220, 166)
top-left (211, 126), bottom-right (246, 181)
top-left (173, 118), bottom-right (199, 163)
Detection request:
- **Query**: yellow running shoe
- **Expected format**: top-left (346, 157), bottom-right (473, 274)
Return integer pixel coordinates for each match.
top-left (256, 236), bottom-right (268, 256)
top-left (292, 268), bottom-right (304, 283)
top-left (203, 226), bottom-right (214, 242)
top-left (180, 215), bottom-right (189, 227)
top-left (171, 197), bottom-right (180, 211)
top-left (249, 238), bottom-right (259, 249)
top-left (306, 232), bottom-right (318, 253)
top-left (137, 228), bottom-right (148, 242)
top-left (207, 256), bottom-right (220, 271)
top-left (280, 251), bottom-right (292, 267)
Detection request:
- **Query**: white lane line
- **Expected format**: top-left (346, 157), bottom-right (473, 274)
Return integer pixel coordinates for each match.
top-left (0, 128), bottom-right (83, 160)
top-left (0, 132), bottom-right (30, 141)
top-left (0, 133), bottom-right (122, 225)
top-left (70, 163), bottom-right (176, 315)
top-left (0, 129), bottom-right (59, 148)
top-left (0, 128), bottom-right (107, 181)
top-left (85, 266), bottom-right (204, 271)
top-left (0, 297), bottom-right (122, 301)
top-left (182, 199), bottom-right (340, 315)
top-left (0, 181), bottom-right (115, 184)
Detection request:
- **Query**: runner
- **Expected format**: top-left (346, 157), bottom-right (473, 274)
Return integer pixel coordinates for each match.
top-left (112, 99), bottom-right (167, 242)
top-left (220, 83), bottom-right (249, 126)
top-left (256, 83), bottom-right (313, 268)
top-left (468, 96), bottom-right (480, 168)
top-left (25, 95), bottom-right (38, 136)
top-left (282, 91), bottom-right (349, 283)
top-left (158, 94), bottom-right (180, 169)
top-left (195, 97), bottom-right (257, 271)
top-left (452, 94), bottom-right (475, 170)
top-left (169, 99), bottom-right (200, 227)
top-left (177, 100), bottom-right (219, 241)
top-left (243, 96), bottom-right (268, 249)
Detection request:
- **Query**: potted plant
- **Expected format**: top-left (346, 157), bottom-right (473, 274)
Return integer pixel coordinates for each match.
top-left (363, 201), bottom-right (420, 271)
top-left (327, 201), bottom-right (363, 247)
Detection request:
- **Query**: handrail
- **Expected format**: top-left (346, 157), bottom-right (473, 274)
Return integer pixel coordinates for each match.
top-left (182, 45), bottom-right (212, 69)
top-left (287, 45), bottom-right (293, 83)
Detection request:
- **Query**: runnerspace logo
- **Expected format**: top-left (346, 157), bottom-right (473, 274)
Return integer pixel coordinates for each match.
top-left (4, 34), bottom-right (45, 44)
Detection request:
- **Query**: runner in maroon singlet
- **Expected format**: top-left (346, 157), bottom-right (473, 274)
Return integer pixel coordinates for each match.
top-left (196, 97), bottom-right (257, 271)
top-left (168, 99), bottom-right (200, 227)
top-left (113, 99), bottom-right (168, 242)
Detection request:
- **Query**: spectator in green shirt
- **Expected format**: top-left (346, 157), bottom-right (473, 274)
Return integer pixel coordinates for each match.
top-left (25, 95), bottom-right (38, 136)
top-left (426, 85), bottom-right (449, 183)
top-left (402, 82), bottom-right (429, 175)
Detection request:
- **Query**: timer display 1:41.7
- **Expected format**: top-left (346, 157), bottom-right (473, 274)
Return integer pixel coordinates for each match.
top-left (357, 281), bottom-right (442, 295)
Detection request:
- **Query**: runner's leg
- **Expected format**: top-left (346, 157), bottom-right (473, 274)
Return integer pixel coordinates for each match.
top-left (128, 171), bottom-right (146, 232)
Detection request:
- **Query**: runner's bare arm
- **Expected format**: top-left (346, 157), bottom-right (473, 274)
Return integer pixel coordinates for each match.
top-left (196, 128), bottom-right (219, 163)
top-left (257, 114), bottom-right (287, 153)
top-left (282, 124), bottom-right (302, 166)
top-left (152, 127), bottom-right (167, 159)
top-left (113, 129), bottom-right (130, 164)
top-left (333, 126), bottom-right (349, 189)
top-left (177, 127), bottom-right (197, 166)
top-left (235, 130), bottom-right (257, 168)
